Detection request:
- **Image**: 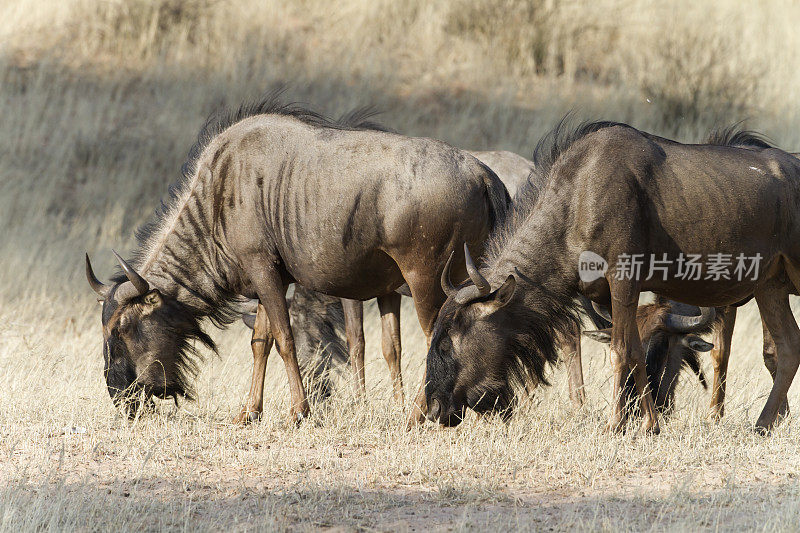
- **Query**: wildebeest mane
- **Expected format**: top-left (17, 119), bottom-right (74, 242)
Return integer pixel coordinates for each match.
top-left (337, 106), bottom-right (397, 133)
top-left (706, 123), bottom-right (774, 149)
top-left (288, 286), bottom-right (350, 401)
top-left (485, 118), bottom-right (631, 269)
top-left (473, 118), bottom-right (633, 397)
top-left (531, 117), bottom-right (632, 183)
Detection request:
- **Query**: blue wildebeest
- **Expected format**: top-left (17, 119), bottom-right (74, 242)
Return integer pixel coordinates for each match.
top-left (85, 93), bottom-right (510, 424)
top-left (239, 147), bottom-right (587, 409)
top-left (425, 119), bottom-right (800, 434)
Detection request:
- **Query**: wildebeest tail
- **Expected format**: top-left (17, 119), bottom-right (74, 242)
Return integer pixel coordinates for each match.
top-left (477, 161), bottom-right (512, 232)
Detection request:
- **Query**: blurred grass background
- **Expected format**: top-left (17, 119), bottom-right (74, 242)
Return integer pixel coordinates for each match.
top-left (2, 0), bottom-right (799, 305)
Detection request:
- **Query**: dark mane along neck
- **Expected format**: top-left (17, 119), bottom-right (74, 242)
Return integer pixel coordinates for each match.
top-left (478, 185), bottom-right (583, 388)
top-left (476, 119), bottom-right (622, 386)
top-left (706, 123), bottom-right (774, 149)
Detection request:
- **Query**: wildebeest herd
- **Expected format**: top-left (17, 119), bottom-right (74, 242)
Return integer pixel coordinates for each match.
top-left (85, 91), bottom-right (800, 435)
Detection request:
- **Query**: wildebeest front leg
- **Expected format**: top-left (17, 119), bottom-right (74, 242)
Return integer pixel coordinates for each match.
top-left (563, 323), bottom-right (586, 408)
top-left (753, 278), bottom-right (799, 432)
top-left (342, 299), bottom-right (366, 398)
top-left (250, 267), bottom-right (310, 425)
top-left (404, 270), bottom-right (446, 428)
top-left (378, 292), bottom-right (405, 403)
top-left (609, 282), bottom-right (660, 434)
top-left (234, 303), bottom-right (273, 424)
top-left (709, 306), bottom-right (736, 421)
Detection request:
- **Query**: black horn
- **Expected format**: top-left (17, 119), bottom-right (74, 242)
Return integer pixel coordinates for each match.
top-left (663, 305), bottom-right (715, 333)
top-left (85, 253), bottom-right (109, 298)
top-left (592, 302), bottom-right (612, 323)
top-left (112, 249), bottom-right (149, 295)
top-left (440, 250), bottom-right (457, 298)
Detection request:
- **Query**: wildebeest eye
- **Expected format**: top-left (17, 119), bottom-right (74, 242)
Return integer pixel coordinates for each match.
top-left (439, 335), bottom-right (452, 353)
top-left (117, 314), bottom-right (132, 334)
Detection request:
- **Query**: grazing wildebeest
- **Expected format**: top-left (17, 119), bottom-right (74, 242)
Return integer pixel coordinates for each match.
top-left (583, 297), bottom-right (715, 419)
top-left (85, 93), bottom-right (510, 424)
top-left (425, 119), bottom-right (800, 434)
top-left (240, 147), bottom-right (592, 410)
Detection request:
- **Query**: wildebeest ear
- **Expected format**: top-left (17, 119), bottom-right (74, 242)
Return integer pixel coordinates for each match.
top-left (682, 335), bottom-right (714, 352)
top-left (143, 290), bottom-right (162, 307)
top-left (583, 329), bottom-right (612, 344)
top-left (492, 275), bottom-right (516, 307)
top-left (474, 275), bottom-right (515, 314)
top-left (242, 313), bottom-right (256, 330)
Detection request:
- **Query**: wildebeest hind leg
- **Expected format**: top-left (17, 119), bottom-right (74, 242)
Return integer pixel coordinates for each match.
top-left (608, 281), bottom-right (660, 434)
top-left (709, 306), bottom-right (736, 421)
top-left (760, 320), bottom-right (789, 416)
top-left (234, 303), bottom-right (273, 425)
top-left (342, 299), bottom-right (366, 399)
top-left (378, 292), bottom-right (405, 403)
top-left (753, 276), bottom-right (800, 432)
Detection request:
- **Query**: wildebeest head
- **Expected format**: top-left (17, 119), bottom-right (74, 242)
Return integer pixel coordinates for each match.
top-left (583, 299), bottom-right (714, 417)
top-left (426, 244), bottom-right (562, 426)
top-left (85, 252), bottom-right (213, 417)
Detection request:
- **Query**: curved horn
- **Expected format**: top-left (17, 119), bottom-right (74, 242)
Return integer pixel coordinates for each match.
top-left (112, 249), bottom-right (149, 295)
top-left (663, 305), bottom-right (716, 333)
top-left (85, 253), bottom-right (109, 298)
top-left (440, 251), bottom-right (457, 298)
top-left (463, 243), bottom-right (490, 296)
top-left (592, 302), bottom-right (612, 323)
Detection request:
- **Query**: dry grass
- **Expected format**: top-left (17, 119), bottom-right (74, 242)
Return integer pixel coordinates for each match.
top-left (2, 1), bottom-right (800, 530)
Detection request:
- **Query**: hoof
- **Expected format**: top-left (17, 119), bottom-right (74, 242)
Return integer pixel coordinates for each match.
top-left (233, 410), bottom-right (261, 425)
top-left (641, 419), bottom-right (660, 435)
top-left (287, 407), bottom-right (310, 427)
top-left (753, 424), bottom-right (771, 436)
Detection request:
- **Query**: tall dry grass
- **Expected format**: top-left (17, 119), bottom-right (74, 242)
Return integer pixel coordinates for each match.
top-left (2, 1), bottom-right (800, 530)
